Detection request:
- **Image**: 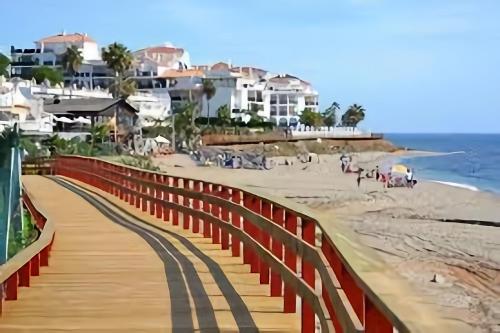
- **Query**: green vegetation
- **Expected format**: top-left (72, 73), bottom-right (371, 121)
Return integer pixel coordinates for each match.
top-left (299, 109), bottom-right (324, 127)
top-left (118, 156), bottom-right (159, 171)
top-left (202, 79), bottom-right (216, 124)
top-left (217, 105), bottom-right (231, 129)
top-left (173, 102), bottom-right (201, 151)
top-left (102, 42), bottom-right (136, 98)
top-left (0, 52), bottom-right (10, 78)
top-left (62, 45), bottom-right (83, 87)
top-left (341, 104), bottom-right (366, 128)
top-left (32, 66), bottom-right (64, 85)
top-left (8, 211), bottom-right (38, 259)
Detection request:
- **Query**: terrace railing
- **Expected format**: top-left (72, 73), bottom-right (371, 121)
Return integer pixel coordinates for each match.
top-left (0, 188), bottom-right (55, 315)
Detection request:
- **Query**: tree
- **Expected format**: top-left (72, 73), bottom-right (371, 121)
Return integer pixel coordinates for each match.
top-left (322, 101), bottom-right (340, 127)
top-left (102, 42), bottom-right (134, 98)
top-left (202, 79), bottom-right (216, 124)
top-left (88, 124), bottom-right (109, 155)
top-left (217, 104), bottom-right (231, 129)
top-left (172, 102), bottom-right (201, 151)
top-left (341, 104), bottom-right (366, 128)
top-left (0, 53), bottom-right (10, 78)
top-left (299, 109), bottom-right (323, 127)
top-left (61, 45), bottom-right (83, 87)
top-left (31, 66), bottom-right (63, 86)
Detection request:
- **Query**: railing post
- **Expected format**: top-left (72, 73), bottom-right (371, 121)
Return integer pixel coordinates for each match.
top-left (321, 238), bottom-right (343, 333)
top-left (5, 274), bottom-right (18, 300)
top-left (202, 182), bottom-right (211, 238)
top-left (40, 247), bottom-right (49, 266)
top-left (172, 177), bottom-right (179, 226)
top-left (155, 174), bottom-right (163, 220)
top-left (211, 184), bottom-right (221, 244)
top-left (149, 173), bottom-right (155, 216)
top-left (270, 206), bottom-right (284, 296)
top-left (250, 197), bottom-right (261, 273)
top-left (365, 297), bottom-right (393, 333)
top-left (163, 176), bottom-right (170, 222)
top-left (284, 211), bottom-right (297, 313)
top-left (220, 186), bottom-right (230, 250)
top-left (135, 171), bottom-right (141, 209)
top-left (260, 201), bottom-right (272, 284)
top-left (242, 193), bottom-right (253, 266)
top-left (30, 254), bottom-right (40, 276)
top-left (301, 218), bottom-right (316, 333)
top-left (192, 181), bottom-right (202, 233)
top-left (183, 179), bottom-right (191, 230)
top-left (230, 189), bottom-right (241, 257)
top-left (18, 263), bottom-right (31, 287)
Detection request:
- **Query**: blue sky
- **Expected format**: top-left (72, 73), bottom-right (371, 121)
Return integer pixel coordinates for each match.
top-left (1, 0), bottom-right (499, 133)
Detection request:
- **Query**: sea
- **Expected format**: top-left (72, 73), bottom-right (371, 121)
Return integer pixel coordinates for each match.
top-left (385, 134), bottom-right (500, 194)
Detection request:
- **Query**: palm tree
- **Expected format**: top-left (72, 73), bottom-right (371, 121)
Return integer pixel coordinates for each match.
top-left (341, 104), bottom-right (366, 128)
top-left (88, 124), bottom-right (109, 155)
top-left (217, 104), bottom-right (231, 131)
top-left (61, 46), bottom-right (83, 90)
top-left (0, 53), bottom-right (10, 78)
top-left (202, 79), bottom-right (216, 125)
top-left (322, 101), bottom-right (340, 127)
top-left (172, 103), bottom-right (201, 151)
top-left (102, 43), bottom-right (134, 98)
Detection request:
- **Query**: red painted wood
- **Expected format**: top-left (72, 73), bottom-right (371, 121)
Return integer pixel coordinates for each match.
top-left (135, 171), bottom-right (141, 209)
top-left (302, 218), bottom-right (316, 333)
top-left (231, 189), bottom-right (241, 257)
top-left (5, 273), bottom-right (18, 300)
top-left (283, 211), bottom-right (297, 313)
top-left (365, 297), bottom-right (393, 333)
top-left (250, 197), bottom-right (261, 273)
top-left (220, 187), bottom-right (230, 250)
top-left (192, 180), bottom-right (202, 234)
top-left (155, 175), bottom-right (163, 219)
top-left (183, 179), bottom-right (191, 230)
top-left (211, 184), bottom-right (221, 244)
top-left (202, 182), bottom-right (211, 238)
top-left (40, 247), bottom-right (49, 266)
top-left (163, 176), bottom-right (170, 222)
top-left (18, 263), bottom-right (30, 287)
top-left (149, 173), bottom-right (155, 216)
top-left (242, 193), bottom-right (253, 265)
top-left (260, 201), bottom-right (272, 284)
top-left (321, 239), bottom-right (343, 331)
top-left (172, 177), bottom-right (179, 225)
top-left (192, 181), bottom-right (201, 233)
top-left (270, 206), bottom-right (284, 296)
top-left (30, 254), bottom-right (40, 276)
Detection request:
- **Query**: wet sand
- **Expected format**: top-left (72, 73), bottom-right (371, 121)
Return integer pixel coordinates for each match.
top-left (153, 152), bottom-right (500, 332)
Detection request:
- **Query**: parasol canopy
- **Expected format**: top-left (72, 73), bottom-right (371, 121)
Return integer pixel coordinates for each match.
top-left (391, 164), bottom-right (409, 174)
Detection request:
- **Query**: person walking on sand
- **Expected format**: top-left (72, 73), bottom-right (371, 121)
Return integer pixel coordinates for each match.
top-left (356, 169), bottom-right (363, 187)
top-left (406, 168), bottom-right (414, 189)
top-left (375, 165), bottom-right (380, 181)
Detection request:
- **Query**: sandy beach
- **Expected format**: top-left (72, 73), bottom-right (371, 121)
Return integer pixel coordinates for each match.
top-left (153, 152), bottom-right (500, 332)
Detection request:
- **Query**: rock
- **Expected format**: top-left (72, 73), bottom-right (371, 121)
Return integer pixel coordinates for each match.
top-left (430, 273), bottom-right (445, 284)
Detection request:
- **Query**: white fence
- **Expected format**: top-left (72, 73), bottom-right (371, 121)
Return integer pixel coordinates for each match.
top-left (291, 125), bottom-right (371, 138)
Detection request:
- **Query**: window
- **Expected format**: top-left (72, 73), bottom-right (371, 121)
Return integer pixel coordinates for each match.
top-left (248, 90), bottom-right (256, 102)
top-left (279, 95), bottom-right (287, 104)
top-left (270, 95), bottom-right (277, 105)
top-left (232, 108), bottom-right (241, 114)
top-left (288, 95), bottom-right (298, 104)
top-left (243, 84), bottom-right (248, 88)
top-left (256, 91), bottom-right (263, 102)
top-left (279, 105), bottom-right (287, 116)
top-left (270, 106), bottom-right (277, 116)
top-left (289, 105), bottom-right (297, 116)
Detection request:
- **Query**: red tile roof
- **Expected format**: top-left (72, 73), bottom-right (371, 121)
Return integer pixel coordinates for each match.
top-left (160, 69), bottom-right (204, 78)
top-left (38, 33), bottom-right (95, 43)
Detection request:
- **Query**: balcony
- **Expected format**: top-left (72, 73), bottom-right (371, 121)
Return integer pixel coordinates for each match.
top-left (10, 61), bottom-right (36, 67)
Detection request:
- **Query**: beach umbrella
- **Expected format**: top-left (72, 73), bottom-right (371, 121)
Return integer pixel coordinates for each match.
top-left (391, 164), bottom-right (408, 174)
top-left (74, 116), bottom-right (91, 125)
top-left (55, 116), bottom-right (74, 123)
top-left (154, 135), bottom-right (170, 144)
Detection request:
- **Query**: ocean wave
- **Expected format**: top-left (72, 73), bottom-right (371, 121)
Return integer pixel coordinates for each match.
top-left (431, 180), bottom-right (479, 191)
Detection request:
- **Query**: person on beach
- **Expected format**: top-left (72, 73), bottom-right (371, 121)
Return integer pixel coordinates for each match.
top-left (406, 168), bottom-right (414, 188)
top-left (375, 166), bottom-right (380, 181)
top-left (356, 168), bottom-right (364, 187)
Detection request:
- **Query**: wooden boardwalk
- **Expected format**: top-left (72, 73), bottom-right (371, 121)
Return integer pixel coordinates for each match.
top-left (0, 176), bottom-right (300, 332)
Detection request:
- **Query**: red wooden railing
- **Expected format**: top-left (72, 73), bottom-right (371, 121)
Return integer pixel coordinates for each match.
top-left (0, 189), bottom-right (55, 316)
top-left (52, 155), bottom-right (418, 333)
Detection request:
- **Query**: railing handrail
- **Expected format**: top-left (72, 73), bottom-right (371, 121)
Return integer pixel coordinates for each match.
top-left (52, 155), bottom-right (470, 333)
top-left (0, 188), bottom-right (54, 284)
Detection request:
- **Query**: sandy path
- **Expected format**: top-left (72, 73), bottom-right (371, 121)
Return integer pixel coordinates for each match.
top-left (153, 153), bottom-right (500, 332)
